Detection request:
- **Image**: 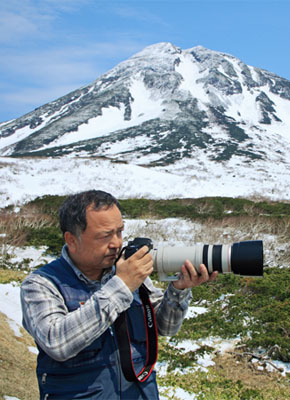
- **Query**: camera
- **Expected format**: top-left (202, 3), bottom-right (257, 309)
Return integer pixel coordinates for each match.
top-left (124, 237), bottom-right (263, 281)
top-left (124, 238), bottom-right (154, 259)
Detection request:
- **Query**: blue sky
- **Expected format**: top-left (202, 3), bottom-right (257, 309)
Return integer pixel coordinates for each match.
top-left (0, 0), bottom-right (289, 122)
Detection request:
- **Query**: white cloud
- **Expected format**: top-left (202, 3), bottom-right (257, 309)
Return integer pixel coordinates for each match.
top-left (0, 40), bottom-right (144, 119)
top-left (0, 0), bottom-right (160, 120)
top-left (0, 1), bottom-right (53, 43)
top-left (0, 0), bottom-right (91, 44)
top-left (2, 84), bottom-right (83, 107)
top-left (0, 11), bottom-right (39, 42)
top-left (1, 49), bottom-right (97, 84)
top-left (0, 40), bottom-right (142, 85)
top-left (112, 4), bottom-right (169, 27)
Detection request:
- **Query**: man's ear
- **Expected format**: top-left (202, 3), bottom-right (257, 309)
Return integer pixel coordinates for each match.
top-left (64, 231), bottom-right (78, 253)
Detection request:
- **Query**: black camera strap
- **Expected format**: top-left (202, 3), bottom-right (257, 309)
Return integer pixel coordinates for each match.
top-left (114, 283), bottom-right (158, 383)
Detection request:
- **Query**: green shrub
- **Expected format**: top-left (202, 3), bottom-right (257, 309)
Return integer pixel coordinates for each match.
top-left (25, 226), bottom-right (64, 256)
top-left (173, 268), bottom-right (290, 362)
top-left (26, 195), bottom-right (67, 220)
top-left (119, 197), bottom-right (290, 220)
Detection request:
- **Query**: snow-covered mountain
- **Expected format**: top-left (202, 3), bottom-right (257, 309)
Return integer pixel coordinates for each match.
top-left (0, 42), bottom-right (290, 204)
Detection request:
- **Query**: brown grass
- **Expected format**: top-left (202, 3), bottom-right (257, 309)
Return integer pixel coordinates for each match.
top-left (0, 269), bottom-right (27, 284)
top-left (0, 206), bottom-right (55, 265)
top-left (0, 312), bottom-right (39, 400)
top-left (212, 352), bottom-right (290, 398)
top-left (0, 206), bottom-right (53, 242)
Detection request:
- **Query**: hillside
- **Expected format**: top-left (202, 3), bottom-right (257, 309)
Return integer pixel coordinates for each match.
top-left (1, 43), bottom-right (290, 162)
top-left (0, 43), bottom-right (290, 202)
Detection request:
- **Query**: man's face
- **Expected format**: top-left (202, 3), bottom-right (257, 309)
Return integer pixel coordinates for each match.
top-left (66, 204), bottom-right (124, 280)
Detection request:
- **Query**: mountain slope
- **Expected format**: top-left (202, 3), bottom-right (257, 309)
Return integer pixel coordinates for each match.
top-left (0, 42), bottom-right (290, 204)
top-left (0, 42), bottom-right (289, 167)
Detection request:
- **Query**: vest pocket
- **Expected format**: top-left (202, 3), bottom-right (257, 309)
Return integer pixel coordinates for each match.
top-left (37, 330), bottom-right (119, 399)
top-left (64, 337), bottom-right (104, 368)
top-left (40, 369), bottom-right (104, 399)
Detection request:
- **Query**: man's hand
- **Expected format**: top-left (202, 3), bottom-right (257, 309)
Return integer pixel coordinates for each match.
top-left (173, 259), bottom-right (218, 290)
top-left (116, 246), bottom-right (153, 292)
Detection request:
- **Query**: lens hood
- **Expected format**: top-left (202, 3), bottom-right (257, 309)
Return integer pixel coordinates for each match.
top-left (231, 240), bottom-right (263, 276)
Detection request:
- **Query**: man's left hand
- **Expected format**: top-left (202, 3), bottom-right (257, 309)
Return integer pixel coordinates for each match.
top-left (172, 260), bottom-right (218, 290)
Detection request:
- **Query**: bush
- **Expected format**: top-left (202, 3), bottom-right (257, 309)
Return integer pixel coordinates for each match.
top-left (25, 226), bottom-right (64, 256)
top-left (173, 268), bottom-right (290, 362)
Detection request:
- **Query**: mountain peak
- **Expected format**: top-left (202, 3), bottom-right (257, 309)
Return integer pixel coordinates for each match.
top-left (0, 42), bottom-right (289, 202)
top-left (131, 42), bottom-right (182, 58)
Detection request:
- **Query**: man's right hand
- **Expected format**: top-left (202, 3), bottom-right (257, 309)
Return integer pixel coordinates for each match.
top-left (116, 246), bottom-right (153, 292)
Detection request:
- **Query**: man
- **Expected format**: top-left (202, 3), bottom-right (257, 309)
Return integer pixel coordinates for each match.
top-left (21, 190), bottom-right (217, 399)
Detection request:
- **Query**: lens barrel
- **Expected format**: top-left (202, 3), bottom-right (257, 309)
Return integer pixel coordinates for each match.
top-left (151, 240), bottom-right (263, 278)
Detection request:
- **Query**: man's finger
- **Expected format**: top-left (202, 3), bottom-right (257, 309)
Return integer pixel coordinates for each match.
top-left (209, 271), bottom-right (218, 281)
top-left (183, 260), bottom-right (198, 278)
top-left (181, 264), bottom-right (191, 280)
top-left (134, 245), bottom-right (150, 258)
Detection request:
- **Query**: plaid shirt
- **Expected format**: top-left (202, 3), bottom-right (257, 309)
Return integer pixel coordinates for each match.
top-left (21, 246), bottom-right (192, 362)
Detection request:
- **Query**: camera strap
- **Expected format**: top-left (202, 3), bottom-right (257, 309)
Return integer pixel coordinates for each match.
top-left (114, 283), bottom-right (158, 383)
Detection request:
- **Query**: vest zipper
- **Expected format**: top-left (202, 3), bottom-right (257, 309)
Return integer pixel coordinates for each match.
top-left (42, 373), bottom-right (47, 384)
top-left (110, 325), bottom-right (122, 398)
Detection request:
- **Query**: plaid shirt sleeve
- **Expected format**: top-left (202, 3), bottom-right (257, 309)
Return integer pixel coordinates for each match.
top-left (144, 277), bottom-right (192, 336)
top-left (21, 272), bottom-right (192, 362)
top-left (20, 273), bottom-right (134, 361)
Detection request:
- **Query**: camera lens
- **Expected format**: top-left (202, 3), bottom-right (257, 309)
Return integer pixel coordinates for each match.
top-left (151, 240), bottom-right (263, 278)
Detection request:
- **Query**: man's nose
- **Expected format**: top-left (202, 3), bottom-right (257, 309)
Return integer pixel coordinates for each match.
top-left (109, 234), bottom-right (122, 248)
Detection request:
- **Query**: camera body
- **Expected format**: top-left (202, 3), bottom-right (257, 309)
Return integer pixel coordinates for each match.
top-left (124, 238), bottom-right (154, 259)
top-left (123, 237), bottom-right (263, 281)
